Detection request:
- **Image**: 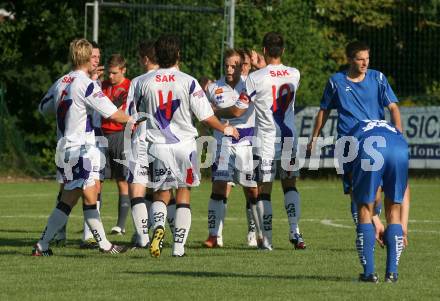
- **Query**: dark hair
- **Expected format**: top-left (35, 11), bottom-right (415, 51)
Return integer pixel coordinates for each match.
top-left (262, 32), bottom-right (284, 58)
top-left (138, 40), bottom-right (157, 64)
top-left (90, 41), bottom-right (100, 49)
top-left (238, 48), bottom-right (252, 60)
top-left (107, 53), bottom-right (126, 68)
top-left (154, 35), bottom-right (180, 68)
top-left (224, 48), bottom-right (244, 64)
top-left (345, 41), bottom-right (370, 59)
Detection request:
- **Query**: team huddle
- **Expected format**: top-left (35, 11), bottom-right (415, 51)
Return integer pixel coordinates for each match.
top-left (34, 32), bottom-right (410, 283)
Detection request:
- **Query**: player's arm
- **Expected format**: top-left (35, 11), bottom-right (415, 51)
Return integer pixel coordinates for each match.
top-left (215, 91), bottom-right (250, 119)
top-left (108, 109), bottom-right (131, 124)
top-left (388, 102), bottom-right (402, 132)
top-left (307, 109), bottom-right (331, 151)
top-left (201, 115), bottom-right (239, 140)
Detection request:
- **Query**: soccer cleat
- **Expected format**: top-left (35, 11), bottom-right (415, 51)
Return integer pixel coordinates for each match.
top-left (290, 233), bottom-right (306, 250)
top-left (110, 226), bottom-right (125, 236)
top-left (247, 231), bottom-right (258, 247)
top-left (100, 244), bottom-right (128, 254)
top-left (359, 273), bottom-right (379, 283)
top-left (79, 238), bottom-right (99, 249)
top-left (203, 235), bottom-right (220, 248)
top-left (258, 243), bottom-right (273, 251)
top-left (149, 226), bottom-right (165, 258)
top-left (172, 253), bottom-right (186, 257)
top-left (257, 237), bottom-right (264, 249)
top-left (385, 272), bottom-right (398, 283)
top-left (32, 244), bottom-right (53, 256)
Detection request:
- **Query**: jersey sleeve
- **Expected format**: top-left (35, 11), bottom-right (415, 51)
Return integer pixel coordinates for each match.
top-left (38, 83), bottom-right (57, 116)
top-left (83, 81), bottom-right (118, 119)
top-left (205, 82), bottom-right (216, 105)
top-left (234, 76), bottom-right (255, 110)
top-left (126, 80), bottom-right (136, 116)
top-left (188, 79), bottom-right (214, 121)
top-left (378, 72), bottom-right (398, 106)
top-left (320, 79), bottom-right (337, 110)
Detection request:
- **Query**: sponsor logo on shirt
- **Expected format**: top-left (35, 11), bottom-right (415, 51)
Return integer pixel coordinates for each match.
top-left (93, 91), bottom-right (105, 98)
top-left (192, 89), bottom-right (205, 98)
top-left (345, 86), bottom-right (352, 92)
top-left (215, 88), bottom-right (223, 95)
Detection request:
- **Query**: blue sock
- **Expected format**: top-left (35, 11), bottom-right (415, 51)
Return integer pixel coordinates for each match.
top-left (374, 202), bottom-right (382, 216)
top-left (356, 223), bottom-right (375, 276)
top-left (351, 201), bottom-right (358, 225)
top-left (384, 224), bottom-right (404, 274)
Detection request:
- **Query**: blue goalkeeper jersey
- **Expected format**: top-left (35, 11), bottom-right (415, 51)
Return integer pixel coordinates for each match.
top-left (320, 69), bottom-right (398, 137)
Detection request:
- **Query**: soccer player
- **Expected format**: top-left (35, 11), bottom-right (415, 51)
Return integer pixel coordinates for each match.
top-left (32, 38), bottom-right (131, 256)
top-left (124, 40), bottom-right (161, 249)
top-left (135, 34), bottom-right (239, 257)
top-left (343, 120), bottom-right (408, 283)
top-left (100, 54), bottom-right (131, 236)
top-left (203, 49), bottom-right (260, 248)
top-left (38, 42), bottom-right (105, 248)
top-left (223, 32), bottom-right (306, 250)
top-left (307, 41), bottom-right (408, 230)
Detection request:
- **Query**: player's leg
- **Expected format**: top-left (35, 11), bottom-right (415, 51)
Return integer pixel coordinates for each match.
top-left (281, 174), bottom-right (306, 250)
top-left (128, 182), bottom-right (150, 248)
top-left (33, 188), bottom-right (82, 256)
top-left (81, 180), bottom-right (102, 249)
top-left (243, 186), bottom-right (260, 247)
top-left (149, 189), bottom-right (170, 257)
top-left (356, 201), bottom-right (378, 282)
top-left (81, 183), bottom-right (127, 253)
top-left (204, 181), bottom-right (228, 248)
top-left (52, 183), bottom-right (67, 246)
top-left (111, 179), bottom-right (130, 235)
top-left (172, 187), bottom-right (192, 257)
top-left (167, 190), bottom-right (176, 236)
top-left (257, 181), bottom-right (273, 250)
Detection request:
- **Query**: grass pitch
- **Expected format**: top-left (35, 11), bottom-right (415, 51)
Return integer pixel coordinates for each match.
top-left (0, 178), bottom-right (439, 300)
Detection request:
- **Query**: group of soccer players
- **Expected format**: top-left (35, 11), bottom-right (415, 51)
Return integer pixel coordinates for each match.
top-left (33, 31), bottom-right (410, 283)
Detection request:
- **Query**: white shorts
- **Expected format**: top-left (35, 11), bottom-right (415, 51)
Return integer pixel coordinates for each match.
top-left (125, 129), bottom-right (150, 186)
top-left (255, 157), bottom-right (300, 183)
top-left (148, 139), bottom-right (200, 191)
top-left (212, 144), bottom-right (257, 187)
top-left (56, 145), bottom-right (100, 190)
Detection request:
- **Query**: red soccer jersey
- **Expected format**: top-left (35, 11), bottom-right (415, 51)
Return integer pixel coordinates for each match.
top-left (101, 78), bottom-right (131, 134)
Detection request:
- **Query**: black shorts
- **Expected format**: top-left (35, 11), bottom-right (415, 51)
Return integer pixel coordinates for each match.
top-left (104, 131), bottom-right (128, 180)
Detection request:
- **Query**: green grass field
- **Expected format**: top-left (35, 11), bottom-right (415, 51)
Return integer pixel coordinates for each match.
top-left (1, 179), bottom-right (439, 300)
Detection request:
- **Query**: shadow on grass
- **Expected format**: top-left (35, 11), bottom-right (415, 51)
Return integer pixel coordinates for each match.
top-left (125, 270), bottom-right (350, 282)
top-left (0, 229), bottom-right (42, 234)
top-left (0, 237), bottom-right (34, 247)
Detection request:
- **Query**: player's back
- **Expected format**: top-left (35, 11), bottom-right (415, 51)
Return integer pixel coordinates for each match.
top-left (246, 64), bottom-right (300, 139)
top-left (39, 72), bottom-right (74, 118)
top-left (59, 70), bottom-right (116, 148)
top-left (138, 67), bottom-right (213, 144)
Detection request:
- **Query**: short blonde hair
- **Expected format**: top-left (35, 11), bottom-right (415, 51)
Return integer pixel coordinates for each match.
top-left (69, 38), bottom-right (92, 67)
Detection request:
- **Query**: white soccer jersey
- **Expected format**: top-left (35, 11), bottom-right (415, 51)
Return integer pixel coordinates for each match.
top-left (137, 67), bottom-right (214, 144)
top-left (56, 70), bottom-right (118, 149)
top-left (126, 69), bottom-right (156, 117)
top-left (206, 77), bottom-right (255, 146)
top-left (241, 64), bottom-right (300, 158)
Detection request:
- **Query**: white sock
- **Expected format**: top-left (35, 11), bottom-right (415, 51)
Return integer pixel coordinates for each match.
top-left (207, 195), bottom-right (225, 237)
top-left (38, 203), bottom-right (71, 250)
top-left (151, 201), bottom-right (167, 230)
top-left (250, 198), bottom-right (262, 239)
top-left (167, 199), bottom-right (176, 235)
top-left (173, 204), bottom-right (191, 256)
top-left (246, 203), bottom-right (256, 233)
top-left (131, 197), bottom-right (150, 247)
top-left (83, 206), bottom-right (112, 250)
top-left (83, 195), bottom-right (101, 241)
top-left (284, 189), bottom-right (301, 238)
top-left (218, 199), bottom-right (227, 238)
top-left (257, 195), bottom-right (272, 247)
